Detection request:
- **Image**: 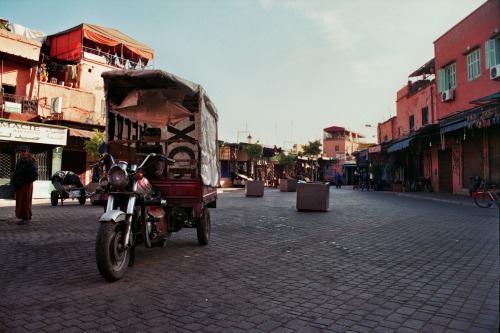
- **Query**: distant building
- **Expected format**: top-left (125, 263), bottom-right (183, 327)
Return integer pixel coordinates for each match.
top-left (322, 126), bottom-right (365, 184)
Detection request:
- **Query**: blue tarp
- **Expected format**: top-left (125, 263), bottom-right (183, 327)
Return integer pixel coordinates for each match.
top-left (386, 138), bottom-right (413, 153)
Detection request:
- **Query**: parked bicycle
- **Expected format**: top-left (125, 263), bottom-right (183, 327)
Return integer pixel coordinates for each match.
top-left (474, 180), bottom-right (499, 208)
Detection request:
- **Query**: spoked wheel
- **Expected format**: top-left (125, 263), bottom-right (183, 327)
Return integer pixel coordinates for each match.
top-left (95, 221), bottom-right (130, 282)
top-left (474, 192), bottom-right (493, 208)
top-left (197, 208), bottom-right (211, 246)
top-left (50, 190), bottom-right (59, 206)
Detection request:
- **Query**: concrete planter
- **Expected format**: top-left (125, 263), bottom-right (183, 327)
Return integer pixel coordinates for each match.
top-left (279, 179), bottom-right (298, 192)
top-left (296, 182), bottom-right (329, 212)
top-left (245, 180), bottom-right (264, 197)
top-left (392, 183), bottom-right (402, 192)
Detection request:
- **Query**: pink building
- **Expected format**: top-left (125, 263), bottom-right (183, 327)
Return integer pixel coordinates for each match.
top-left (322, 126), bottom-right (365, 183)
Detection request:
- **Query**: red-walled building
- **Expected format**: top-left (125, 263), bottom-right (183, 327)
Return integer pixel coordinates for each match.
top-left (370, 0), bottom-right (499, 193)
top-left (432, 0), bottom-right (500, 192)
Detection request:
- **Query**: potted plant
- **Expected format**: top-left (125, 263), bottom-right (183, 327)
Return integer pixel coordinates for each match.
top-left (277, 152), bottom-right (298, 192)
top-left (300, 140), bottom-right (322, 181)
top-left (243, 142), bottom-right (264, 197)
top-left (296, 139), bottom-right (329, 211)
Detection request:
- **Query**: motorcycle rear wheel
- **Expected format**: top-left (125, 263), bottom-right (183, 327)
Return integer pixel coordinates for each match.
top-left (95, 221), bottom-right (130, 281)
top-left (197, 208), bottom-right (211, 246)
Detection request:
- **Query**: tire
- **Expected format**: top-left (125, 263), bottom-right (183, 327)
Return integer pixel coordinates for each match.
top-left (50, 190), bottom-right (59, 206)
top-left (78, 192), bottom-right (86, 205)
top-left (95, 222), bottom-right (130, 282)
top-left (197, 208), bottom-right (211, 246)
top-left (474, 192), bottom-right (493, 208)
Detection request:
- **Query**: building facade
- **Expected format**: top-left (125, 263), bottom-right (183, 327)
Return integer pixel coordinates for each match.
top-left (0, 21), bottom-right (154, 198)
top-left (369, 0), bottom-right (499, 193)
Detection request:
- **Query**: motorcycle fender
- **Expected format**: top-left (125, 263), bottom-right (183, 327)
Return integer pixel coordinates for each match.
top-left (99, 210), bottom-right (126, 223)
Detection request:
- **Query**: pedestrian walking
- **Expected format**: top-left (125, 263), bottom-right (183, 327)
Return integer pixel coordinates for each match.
top-left (10, 145), bottom-right (38, 225)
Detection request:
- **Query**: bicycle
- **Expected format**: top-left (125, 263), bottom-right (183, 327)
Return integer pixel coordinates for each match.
top-left (474, 181), bottom-right (499, 208)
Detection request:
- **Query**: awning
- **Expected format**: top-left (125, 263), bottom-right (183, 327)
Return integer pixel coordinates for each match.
top-left (470, 92), bottom-right (500, 105)
top-left (69, 128), bottom-right (95, 139)
top-left (368, 145), bottom-right (382, 153)
top-left (440, 120), bottom-right (466, 134)
top-left (386, 138), bottom-right (413, 153)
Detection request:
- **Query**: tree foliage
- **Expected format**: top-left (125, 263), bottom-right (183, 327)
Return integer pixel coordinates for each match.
top-left (84, 129), bottom-right (106, 160)
top-left (302, 140), bottom-right (322, 157)
top-left (243, 143), bottom-right (263, 161)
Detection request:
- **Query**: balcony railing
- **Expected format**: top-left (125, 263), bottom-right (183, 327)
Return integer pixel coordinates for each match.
top-left (1, 93), bottom-right (38, 115)
top-left (82, 46), bottom-right (148, 69)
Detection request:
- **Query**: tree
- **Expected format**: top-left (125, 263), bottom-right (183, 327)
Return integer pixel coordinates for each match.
top-left (301, 140), bottom-right (322, 180)
top-left (84, 129), bottom-right (106, 160)
top-left (276, 152), bottom-right (296, 178)
top-left (242, 142), bottom-right (263, 179)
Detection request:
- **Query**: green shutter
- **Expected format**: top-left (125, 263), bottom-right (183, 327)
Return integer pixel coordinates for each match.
top-left (485, 40), bottom-right (494, 68)
top-left (437, 69), bottom-right (445, 93)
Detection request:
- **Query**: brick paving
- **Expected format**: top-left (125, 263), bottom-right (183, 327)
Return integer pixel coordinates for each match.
top-left (0, 187), bottom-right (498, 332)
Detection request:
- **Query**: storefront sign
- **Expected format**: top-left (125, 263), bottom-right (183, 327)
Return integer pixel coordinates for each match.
top-left (0, 120), bottom-right (67, 145)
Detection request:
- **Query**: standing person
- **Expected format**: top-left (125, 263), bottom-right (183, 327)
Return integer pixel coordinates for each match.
top-left (335, 172), bottom-right (342, 188)
top-left (11, 146), bottom-right (38, 225)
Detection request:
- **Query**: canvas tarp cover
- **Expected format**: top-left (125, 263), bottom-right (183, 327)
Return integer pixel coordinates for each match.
top-left (102, 69), bottom-right (219, 187)
top-left (49, 23), bottom-right (154, 61)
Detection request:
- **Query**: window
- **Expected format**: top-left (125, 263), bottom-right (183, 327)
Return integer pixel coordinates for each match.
top-left (485, 37), bottom-right (500, 68)
top-left (467, 49), bottom-right (481, 80)
top-left (422, 107), bottom-right (429, 126)
top-left (334, 145), bottom-right (339, 152)
top-left (409, 115), bottom-right (415, 130)
top-left (437, 63), bottom-right (456, 92)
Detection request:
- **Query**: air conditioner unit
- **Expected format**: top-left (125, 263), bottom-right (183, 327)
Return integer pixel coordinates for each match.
top-left (441, 89), bottom-right (454, 102)
top-left (51, 97), bottom-right (62, 114)
top-left (489, 64), bottom-right (500, 80)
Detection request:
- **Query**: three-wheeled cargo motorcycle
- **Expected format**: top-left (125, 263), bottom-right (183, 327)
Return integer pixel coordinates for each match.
top-left (94, 69), bottom-right (219, 282)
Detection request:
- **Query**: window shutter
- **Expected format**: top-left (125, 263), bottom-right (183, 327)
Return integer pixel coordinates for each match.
top-left (485, 40), bottom-right (494, 69)
top-left (437, 69), bottom-right (445, 93)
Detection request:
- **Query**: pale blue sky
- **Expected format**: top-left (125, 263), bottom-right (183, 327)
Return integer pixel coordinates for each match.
top-left (3, 0), bottom-right (486, 148)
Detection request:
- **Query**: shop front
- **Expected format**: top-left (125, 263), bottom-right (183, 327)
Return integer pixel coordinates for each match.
top-left (0, 119), bottom-right (67, 199)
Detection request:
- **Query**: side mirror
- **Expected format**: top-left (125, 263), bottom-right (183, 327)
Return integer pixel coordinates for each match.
top-left (98, 142), bottom-right (108, 154)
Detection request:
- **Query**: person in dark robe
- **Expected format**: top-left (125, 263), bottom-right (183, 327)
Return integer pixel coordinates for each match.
top-left (11, 146), bottom-right (38, 225)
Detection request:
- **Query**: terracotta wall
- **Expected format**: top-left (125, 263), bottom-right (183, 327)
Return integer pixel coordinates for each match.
top-left (434, 0), bottom-right (500, 120)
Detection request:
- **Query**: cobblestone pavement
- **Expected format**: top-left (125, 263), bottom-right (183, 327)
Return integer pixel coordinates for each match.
top-left (0, 187), bottom-right (498, 333)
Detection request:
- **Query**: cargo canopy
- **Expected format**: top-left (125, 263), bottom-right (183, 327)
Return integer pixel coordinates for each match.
top-left (48, 23), bottom-right (154, 62)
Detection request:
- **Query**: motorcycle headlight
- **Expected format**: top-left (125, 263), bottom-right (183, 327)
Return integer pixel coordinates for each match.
top-left (99, 176), bottom-right (109, 188)
top-left (108, 162), bottom-right (129, 188)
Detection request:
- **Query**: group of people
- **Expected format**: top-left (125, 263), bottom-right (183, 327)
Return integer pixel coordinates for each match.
top-left (10, 146), bottom-right (38, 225)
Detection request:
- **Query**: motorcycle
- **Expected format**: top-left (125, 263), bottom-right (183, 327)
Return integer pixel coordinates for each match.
top-left (95, 150), bottom-right (211, 281)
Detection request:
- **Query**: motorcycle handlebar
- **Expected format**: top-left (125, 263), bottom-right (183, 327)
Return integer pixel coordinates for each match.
top-left (136, 153), bottom-right (175, 169)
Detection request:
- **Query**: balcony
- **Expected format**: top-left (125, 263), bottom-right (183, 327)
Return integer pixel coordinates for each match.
top-left (82, 46), bottom-right (147, 69)
top-left (1, 93), bottom-right (38, 116)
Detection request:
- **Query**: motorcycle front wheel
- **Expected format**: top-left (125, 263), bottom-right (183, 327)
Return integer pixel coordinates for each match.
top-left (95, 221), bottom-right (130, 282)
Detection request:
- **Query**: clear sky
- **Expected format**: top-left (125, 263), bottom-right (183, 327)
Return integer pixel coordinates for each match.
top-left (3, 0), bottom-right (486, 149)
